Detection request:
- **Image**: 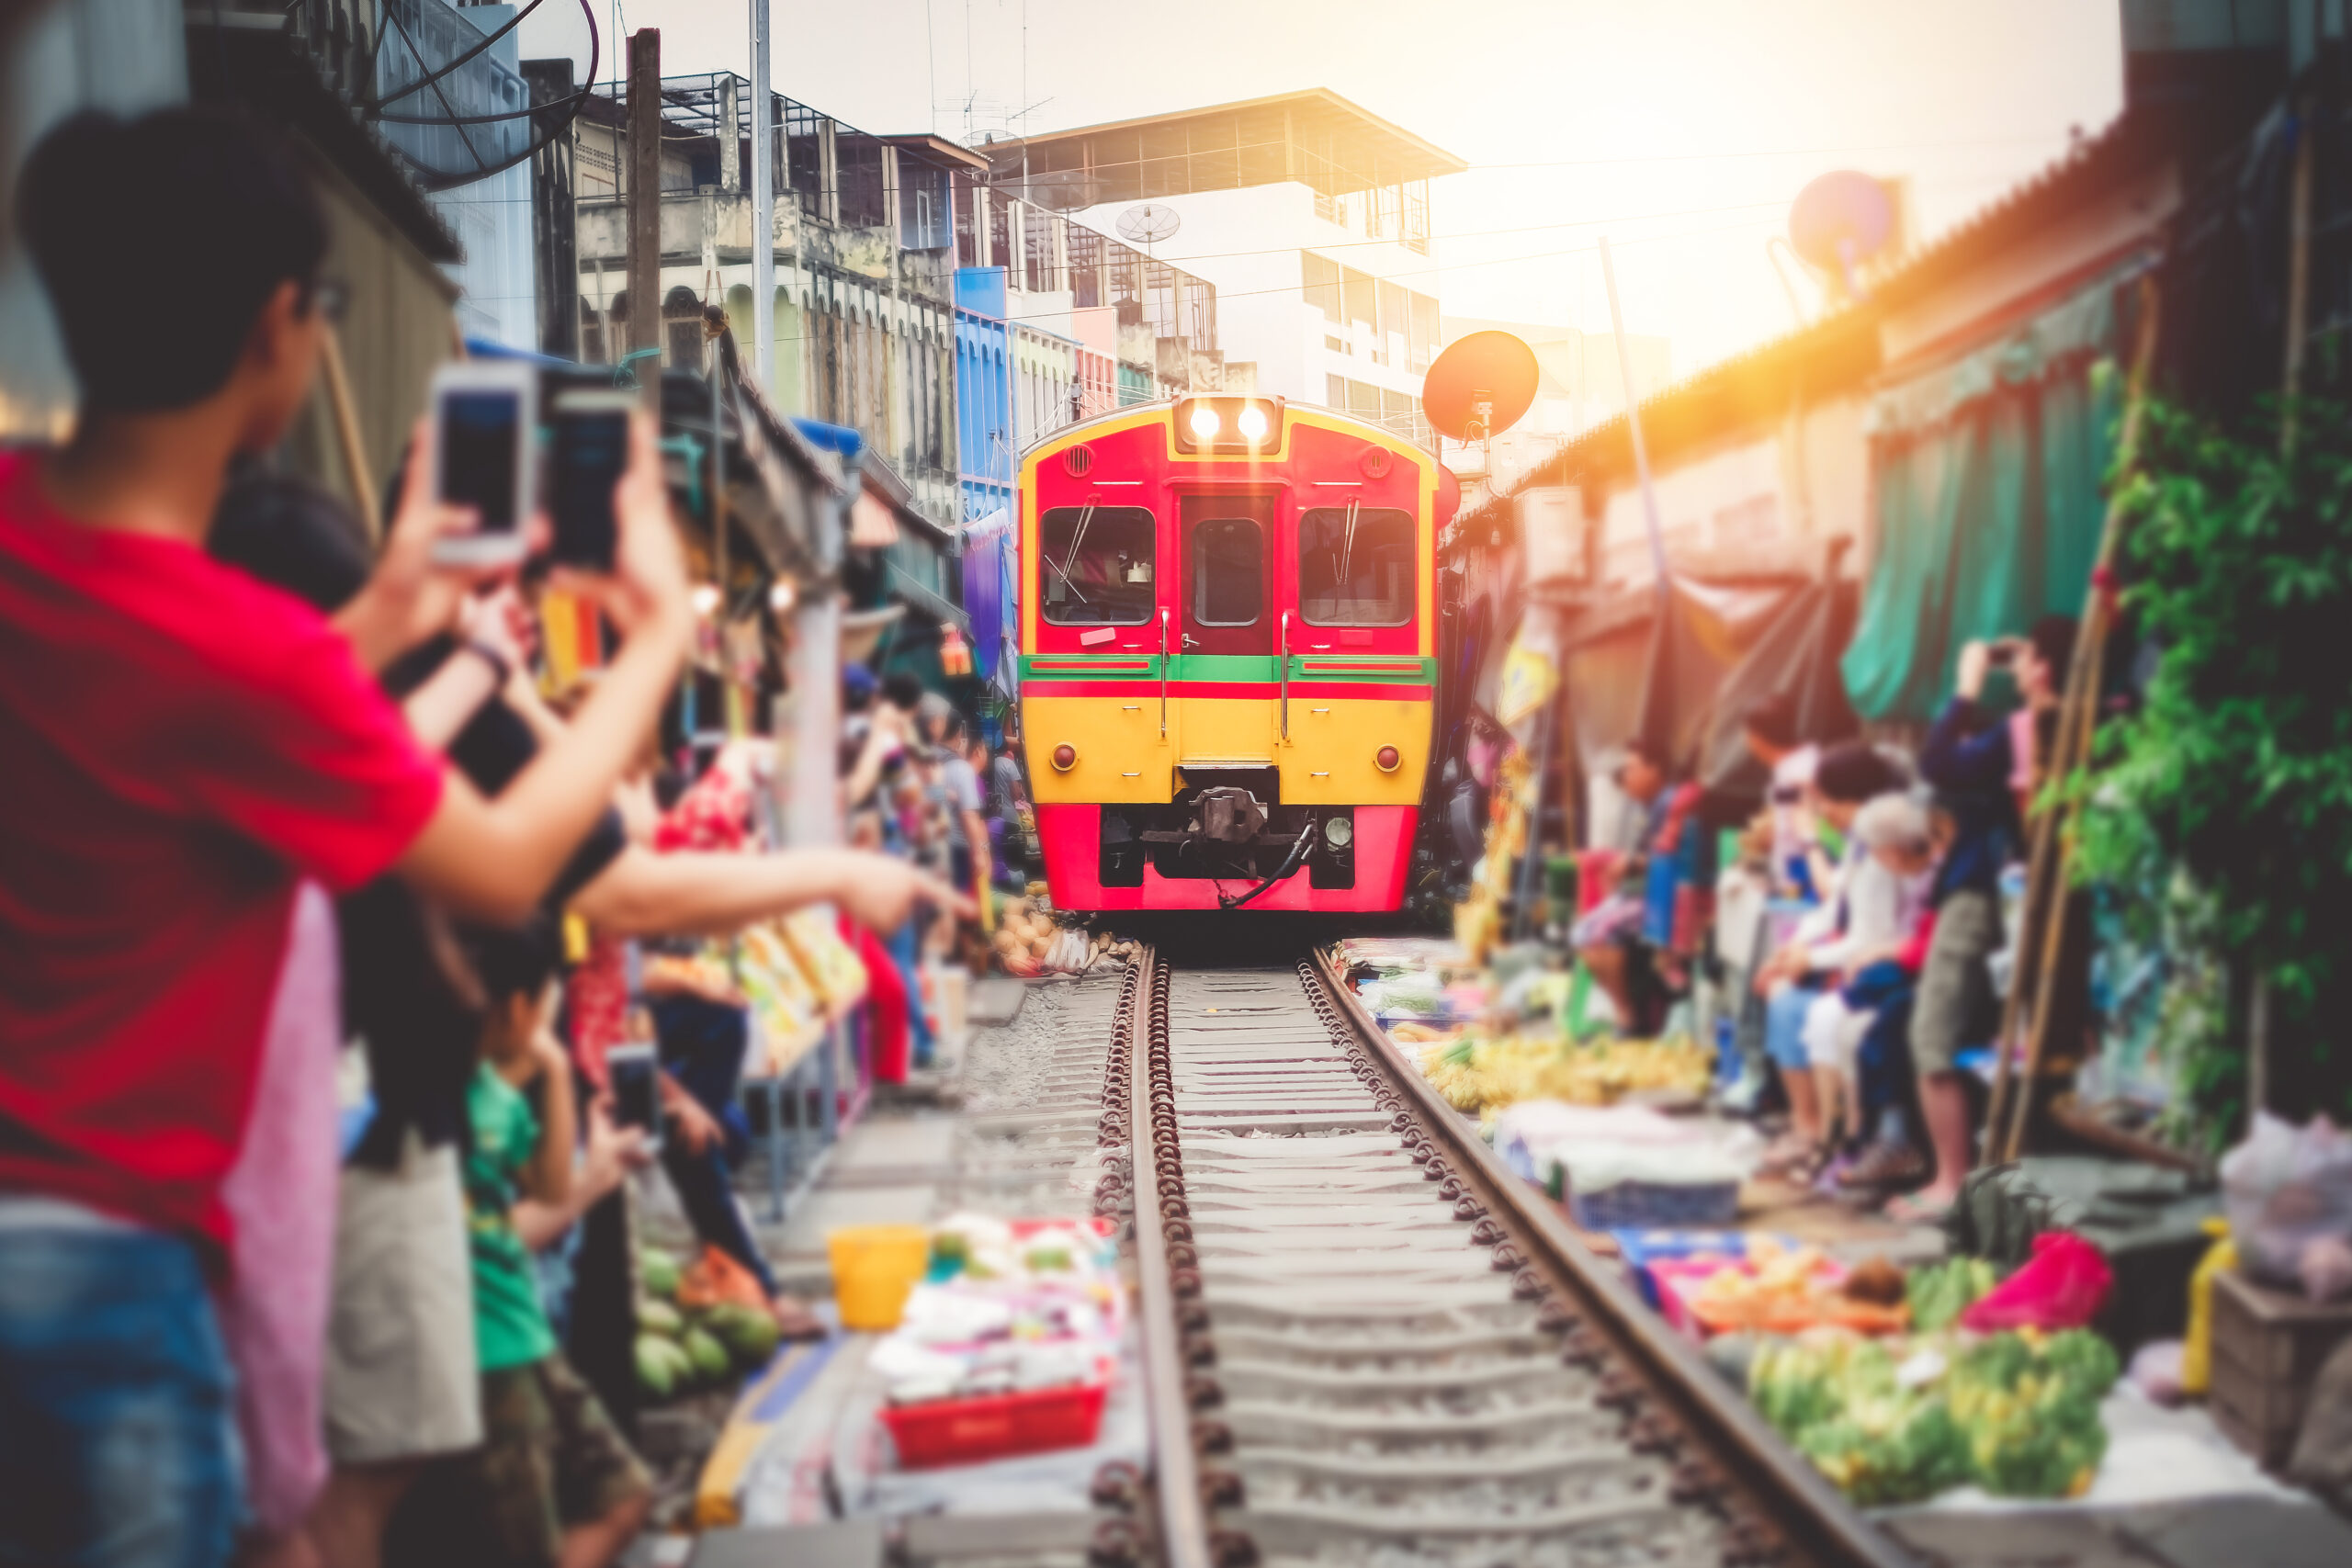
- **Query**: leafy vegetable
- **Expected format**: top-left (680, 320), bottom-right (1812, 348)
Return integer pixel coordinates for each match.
top-left (1906, 1258), bottom-right (1998, 1333)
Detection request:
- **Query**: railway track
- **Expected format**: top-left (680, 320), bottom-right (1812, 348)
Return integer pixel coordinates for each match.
top-left (1091, 947), bottom-right (1918, 1568)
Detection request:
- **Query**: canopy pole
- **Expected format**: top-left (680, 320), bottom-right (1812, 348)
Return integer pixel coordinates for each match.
top-left (1598, 236), bottom-right (1668, 592)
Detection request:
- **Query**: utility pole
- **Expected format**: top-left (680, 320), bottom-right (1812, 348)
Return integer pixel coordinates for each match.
top-left (751, 0), bottom-right (775, 393)
top-left (628, 28), bottom-right (662, 409)
top-left (1598, 235), bottom-right (1668, 589)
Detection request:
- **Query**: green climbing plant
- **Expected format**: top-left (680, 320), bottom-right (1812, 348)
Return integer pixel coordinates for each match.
top-left (2072, 392), bottom-right (2352, 1143)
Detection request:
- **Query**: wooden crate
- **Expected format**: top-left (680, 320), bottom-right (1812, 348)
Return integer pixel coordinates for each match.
top-left (2207, 1267), bottom-right (2352, 1469)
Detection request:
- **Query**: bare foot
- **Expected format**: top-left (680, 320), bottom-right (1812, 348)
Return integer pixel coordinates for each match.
top-left (1883, 1185), bottom-right (1961, 1224)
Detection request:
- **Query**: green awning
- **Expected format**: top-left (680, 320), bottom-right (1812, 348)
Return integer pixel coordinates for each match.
top-left (1841, 270), bottom-right (2135, 724)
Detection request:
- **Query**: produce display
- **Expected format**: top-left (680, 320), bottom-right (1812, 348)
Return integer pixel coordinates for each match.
top-left (1678, 1243), bottom-right (1910, 1337)
top-left (1750, 1325), bottom-right (2120, 1505)
top-left (989, 898), bottom-right (1127, 977)
top-left (634, 1244), bottom-right (783, 1403)
top-left (1905, 1257), bottom-right (1999, 1333)
top-left (1416, 1032), bottom-right (1713, 1112)
top-left (871, 1214), bottom-right (1123, 1410)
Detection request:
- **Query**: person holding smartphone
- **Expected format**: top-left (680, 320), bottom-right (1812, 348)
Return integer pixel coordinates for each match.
top-left (0, 108), bottom-right (689, 1568)
top-left (1894, 615), bottom-right (2077, 1222)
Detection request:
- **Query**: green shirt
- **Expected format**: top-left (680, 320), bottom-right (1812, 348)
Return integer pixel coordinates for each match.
top-left (462, 1061), bottom-right (559, 1372)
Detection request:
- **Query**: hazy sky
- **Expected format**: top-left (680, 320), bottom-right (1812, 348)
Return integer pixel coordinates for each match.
top-left (519, 0), bottom-right (2124, 377)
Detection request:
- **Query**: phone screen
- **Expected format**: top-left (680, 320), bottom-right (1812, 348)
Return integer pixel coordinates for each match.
top-left (439, 389), bottom-right (522, 533)
top-left (608, 1045), bottom-right (661, 1140)
top-left (551, 405), bottom-right (628, 570)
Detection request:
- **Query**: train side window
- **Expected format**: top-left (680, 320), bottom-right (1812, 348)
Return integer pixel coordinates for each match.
top-left (1039, 504), bottom-right (1156, 626)
top-left (1191, 517), bottom-right (1263, 626)
top-left (1299, 505), bottom-right (1413, 626)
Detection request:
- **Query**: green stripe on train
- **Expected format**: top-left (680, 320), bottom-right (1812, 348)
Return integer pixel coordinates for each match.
top-left (1019, 654), bottom-right (1435, 684)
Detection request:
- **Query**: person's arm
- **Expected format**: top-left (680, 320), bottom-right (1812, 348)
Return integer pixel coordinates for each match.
top-left (401, 644), bottom-right (503, 749)
top-left (843, 721), bottom-right (900, 810)
top-left (394, 417), bottom-right (692, 924)
top-left (334, 419), bottom-right (524, 671)
top-left (1919, 640), bottom-right (2013, 794)
top-left (571, 843), bottom-right (975, 938)
top-left (513, 1035), bottom-right (575, 1210)
top-left (1803, 859), bottom-right (1900, 974)
top-left (514, 1100), bottom-right (646, 1251)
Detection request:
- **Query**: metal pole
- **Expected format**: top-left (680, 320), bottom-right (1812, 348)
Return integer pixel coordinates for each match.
top-left (1597, 236), bottom-right (1668, 588)
top-left (627, 29), bottom-right (662, 409)
top-left (751, 0), bottom-right (776, 392)
top-left (784, 446), bottom-right (855, 852)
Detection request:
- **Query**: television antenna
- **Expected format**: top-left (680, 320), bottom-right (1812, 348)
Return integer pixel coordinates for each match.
top-left (1115, 203), bottom-right (1182, 254)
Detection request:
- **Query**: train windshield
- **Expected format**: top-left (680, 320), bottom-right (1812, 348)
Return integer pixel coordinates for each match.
top-left (1039, 503), bottom-right (1156, 625)
top-left (1298, 505), bottom-right (1413, 626)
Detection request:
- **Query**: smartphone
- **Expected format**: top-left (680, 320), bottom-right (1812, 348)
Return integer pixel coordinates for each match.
top-left (1986, 642), bottom-right (2018, 668)
top-left (428, 360), bottom-right (537, 567)
top-left (607, 1043), bottom-right (662, 1152)
top-left (548, 389), bottom-right (634, 571)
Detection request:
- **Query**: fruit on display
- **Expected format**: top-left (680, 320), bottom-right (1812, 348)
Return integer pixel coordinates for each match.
top-left (1416, 1032), bottom-right (1713, 1112)
top-left (632, 1245), bottom-right (786, 1403)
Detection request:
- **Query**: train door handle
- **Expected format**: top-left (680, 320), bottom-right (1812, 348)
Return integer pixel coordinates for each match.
top-left (1279, 611), bottom-right (1291, 743)
top-left (1159, 609), bottom-right (1170, 740)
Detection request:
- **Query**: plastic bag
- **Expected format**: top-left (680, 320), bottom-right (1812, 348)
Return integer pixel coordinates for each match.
top-left (2220, 1112), bottom-right (2352, 1293)
top-left (1959, 1230), bottom-right (2112, 1332)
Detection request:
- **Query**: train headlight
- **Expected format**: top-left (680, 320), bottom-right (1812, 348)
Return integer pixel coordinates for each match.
top-left (1236, 405), bottom-right (1270, 442)
top-left (1052, 743), bottom-right (1077, 771)
top-left (1188, 406), bottom-right (1223, 441)
top-left (1324, 815), bottom-right (1353, 849)
top-left (1374, 745), bottom-right (1401, 773)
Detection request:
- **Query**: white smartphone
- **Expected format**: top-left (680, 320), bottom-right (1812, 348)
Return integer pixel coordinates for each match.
top-left (606, 1042), bottom-right (662, 1154)
top-left (427, 359), bottom-right (537, 567)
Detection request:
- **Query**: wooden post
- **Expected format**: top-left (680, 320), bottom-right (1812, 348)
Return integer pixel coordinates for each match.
top-left (317, 322), bottom-right (379, 544)
top-left (1985, 276), bottom-right (2161, 1163)
top-left (627, 28), bottom-right (662, 409)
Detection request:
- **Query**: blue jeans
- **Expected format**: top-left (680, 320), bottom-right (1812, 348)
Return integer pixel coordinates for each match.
top-left (650, 996), bottom-right (781, 1299)
top-left (0, 1226), bottom-right (242, 1568)
top-left (886, 918), bottom-right (936, 1068)
top-left (1764, 982), bottom-right (1818, 1070)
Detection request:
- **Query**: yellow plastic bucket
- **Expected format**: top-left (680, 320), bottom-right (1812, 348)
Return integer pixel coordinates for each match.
top-left (828, 1224), bottom-right (931, 1330)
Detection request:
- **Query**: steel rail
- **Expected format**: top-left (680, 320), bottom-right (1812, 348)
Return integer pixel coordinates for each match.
top-left (1302, 947), bottom-right (1921, 1568)
top-left (1125, 948), bottom-right (1213, 1568)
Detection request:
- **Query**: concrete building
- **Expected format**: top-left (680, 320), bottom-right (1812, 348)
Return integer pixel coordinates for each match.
top-left (982, 90), bottom-right (1466, 442)
top-left (953, 267), bottom-right (1016, 526)
top-left (569, 73), bottom-right (975, 527)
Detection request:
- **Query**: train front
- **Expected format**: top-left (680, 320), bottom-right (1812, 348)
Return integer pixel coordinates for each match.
top-left (1016, 396), bottom-right (1436, 913)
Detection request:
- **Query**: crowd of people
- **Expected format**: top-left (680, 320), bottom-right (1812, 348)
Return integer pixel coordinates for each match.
top-left (1578, 617), bottom-right (2080, 1224)
top-left (0, 107), bottom-right (976, 1568)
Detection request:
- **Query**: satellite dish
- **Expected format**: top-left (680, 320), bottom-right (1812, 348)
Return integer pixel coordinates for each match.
top-left (1116, 204), bottom-right (1182, 246)
top-left (1789, 172), bottom-right (1895, 294)
top-left (1420, 332), bottom-right (1541, 444)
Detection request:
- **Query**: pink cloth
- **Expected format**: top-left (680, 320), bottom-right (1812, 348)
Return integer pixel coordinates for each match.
top-left (216, 882), bottom-right (342, 1535)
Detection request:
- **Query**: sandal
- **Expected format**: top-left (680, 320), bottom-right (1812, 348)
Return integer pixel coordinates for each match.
top-left (770, 1294), bottom-right (830, 1341)
top-left (1838, 1140), bottom-right (1928, 1191)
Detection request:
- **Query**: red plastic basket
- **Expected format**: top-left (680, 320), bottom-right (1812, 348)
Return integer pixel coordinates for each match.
top-left (880, 1380), bottom-right (1110, 1469)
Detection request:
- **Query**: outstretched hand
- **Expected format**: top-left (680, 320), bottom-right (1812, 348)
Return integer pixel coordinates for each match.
top-left (831, 852), bottom-right (978, 934)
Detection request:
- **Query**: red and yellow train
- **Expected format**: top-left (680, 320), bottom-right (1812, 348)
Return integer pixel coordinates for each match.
top-left (1016, 395), bottom-right (1444, 912)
